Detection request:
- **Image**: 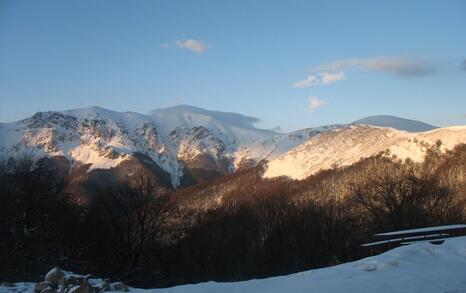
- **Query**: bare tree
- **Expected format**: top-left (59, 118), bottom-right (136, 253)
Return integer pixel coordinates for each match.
top-left (91, 167), bottom-right (172, 277)
top-left (350, 171), bottom-right (463, 232)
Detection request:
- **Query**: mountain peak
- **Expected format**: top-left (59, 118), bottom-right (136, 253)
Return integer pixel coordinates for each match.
top-left (353, 115), bottom-right (437, 132)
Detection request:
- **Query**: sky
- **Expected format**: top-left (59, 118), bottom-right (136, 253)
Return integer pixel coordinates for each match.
top-left (0, 0), bottom-right (465, 131)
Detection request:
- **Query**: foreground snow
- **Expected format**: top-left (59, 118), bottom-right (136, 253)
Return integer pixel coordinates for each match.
top-left (4, 236), bottom-right (466, 293)
top-left (152, 237), bottom-right (466, 293)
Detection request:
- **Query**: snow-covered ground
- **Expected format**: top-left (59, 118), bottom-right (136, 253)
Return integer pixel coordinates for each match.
top-left (3, 236), bottom-right (466, 293)
top-left (151, 237), bottom-right (466, 293)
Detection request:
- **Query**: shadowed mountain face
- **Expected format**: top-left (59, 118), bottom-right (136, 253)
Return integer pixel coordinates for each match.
top-left (353, 115), bottom-right (437, 132)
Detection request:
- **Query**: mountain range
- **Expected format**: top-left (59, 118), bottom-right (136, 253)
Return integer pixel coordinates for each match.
top-left (0, 105), bottom-right (464, 191)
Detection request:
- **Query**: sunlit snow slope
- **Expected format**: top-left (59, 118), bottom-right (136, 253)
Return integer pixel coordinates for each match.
top-left (264, 125), bottom-right (466, 180)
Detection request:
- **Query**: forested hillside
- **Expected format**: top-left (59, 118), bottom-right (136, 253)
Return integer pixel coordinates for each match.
top-left (1, 143), bottom-right (465, 287)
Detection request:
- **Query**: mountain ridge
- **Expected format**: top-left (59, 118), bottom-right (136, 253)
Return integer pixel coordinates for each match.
top-left (0, 105), bottom-right (336, 187)
top-left (1, 105), bottom-right (463, 188)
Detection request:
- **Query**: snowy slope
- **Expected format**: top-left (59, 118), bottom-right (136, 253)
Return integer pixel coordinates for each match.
top-left (153, 236), bottom-right (466, 293)
top-left (264, 125), bottom-right (466, 180)
top-left (5, 237), bottom-right (466, 293)
top-left (0, 106), bottom-right (333, 186)
top-left (354, 115), bottom-right (438, 132)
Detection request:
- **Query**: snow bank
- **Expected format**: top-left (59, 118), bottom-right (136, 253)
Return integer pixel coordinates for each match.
top-left (149, 237), bottom-right (466, 293)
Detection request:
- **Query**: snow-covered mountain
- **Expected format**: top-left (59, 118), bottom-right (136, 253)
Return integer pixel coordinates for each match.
top-left (0, 105), bottom-right (336, 187)
top-left (2, 106), bottom-right (463, 187)
top-left (353, 115), bottom-right (437, 132)
top-left (264, 124), bottom-right (466, 180)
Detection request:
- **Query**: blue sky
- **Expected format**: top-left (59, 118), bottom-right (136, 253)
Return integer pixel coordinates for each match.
top-left (1, 0), bottom-right (465, 131)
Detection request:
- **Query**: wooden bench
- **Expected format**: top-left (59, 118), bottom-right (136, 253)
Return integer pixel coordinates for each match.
top-left (362, 224), bottom-right (466, 248)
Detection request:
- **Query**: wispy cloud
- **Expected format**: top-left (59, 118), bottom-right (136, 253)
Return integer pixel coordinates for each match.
top-left (293, 75), bottom-right (319, 88)
top-left (321, 71), bottom-right (345, 84)
top-left (462, 59), bottom-right (466, 71)
top-left (311, 57), bottom-right (435, 77)
top-left (308, 96), bottom-right (325, 113)
top-left (293, 72), bottom-right (345, 88)
top-left (176, 39), bottom-right (208, 53)
top-left (161, 39), bottom-right (209, 53)
top-left (293, 56), bottom-right (434, 88)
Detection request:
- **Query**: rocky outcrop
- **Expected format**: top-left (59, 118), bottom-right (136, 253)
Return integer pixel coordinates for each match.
top-left (44, 267), bottom-right (65, 286)
top-left (30, 268), bottom-right (130, 293)
top-left (111, 282), bottom-right (129, 292)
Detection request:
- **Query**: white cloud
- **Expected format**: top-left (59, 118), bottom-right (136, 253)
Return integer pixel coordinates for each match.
top-left (293, 71), bottom-right (345, 88)
top-left (308, 96), bottom-right (325, 113)
top-left (321, 71), bottom-right (346, 84)
top-left (293, 75), bottom-right (320, 88)
top-left (161, 39), bottom-right (209, 53)
top-left (293, 57), bottom-right (433, 88)
top-left (175, 39), bottom-right (208, 53)
top-left (311, 57), bottom-right (434, 77)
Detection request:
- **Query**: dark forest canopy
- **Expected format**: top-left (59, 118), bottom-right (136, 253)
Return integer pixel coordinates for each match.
top-left (1, 143), bottom-right (465, 288)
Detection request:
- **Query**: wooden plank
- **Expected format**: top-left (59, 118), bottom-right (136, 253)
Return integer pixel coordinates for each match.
top-left (400, 238), bottom-right (450, 245)
top-left (403, 233), bottom-right (449, 240)
top-left (374, 224), bottom-right (466, 237)
top-left (361, 233), bottom-right (449, 247)
top-left (362, 238), bottom-right (403, 247)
